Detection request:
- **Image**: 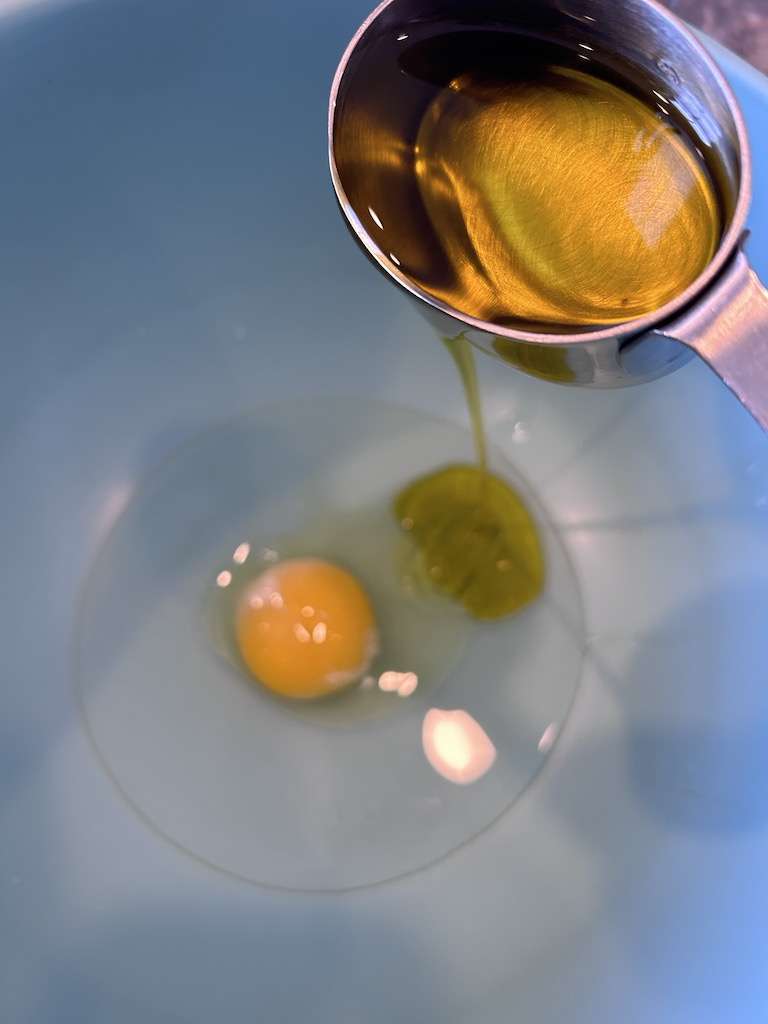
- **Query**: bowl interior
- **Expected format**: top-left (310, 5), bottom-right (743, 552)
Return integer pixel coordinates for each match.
top-left (3, 1), bottom-right (768, 1021)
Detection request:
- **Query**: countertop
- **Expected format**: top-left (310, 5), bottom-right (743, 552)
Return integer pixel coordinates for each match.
top-left (669, 0), bottom-right (768, 72)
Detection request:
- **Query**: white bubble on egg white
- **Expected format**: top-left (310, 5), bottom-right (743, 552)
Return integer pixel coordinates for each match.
top-left (537, 722), bottom-right (559, 754)
top-left (378, 670), bottom-right (419, 696)
top-left (233, 542), bottom-right (251, 565)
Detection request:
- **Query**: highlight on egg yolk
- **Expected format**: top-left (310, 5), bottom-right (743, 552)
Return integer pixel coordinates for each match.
top-left (235, 558), bottom-right (379, 700)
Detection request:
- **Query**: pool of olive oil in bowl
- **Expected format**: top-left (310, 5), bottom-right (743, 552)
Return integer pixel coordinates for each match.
top-left (395, 335), bottom-right (545, 620)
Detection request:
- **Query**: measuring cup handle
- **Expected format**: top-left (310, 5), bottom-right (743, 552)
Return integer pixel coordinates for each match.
top-left (657, 249), bottom-right (768, 432)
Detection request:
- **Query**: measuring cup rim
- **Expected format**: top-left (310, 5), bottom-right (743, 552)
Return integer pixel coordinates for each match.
top-left (328, 0), bottom-right (752, 347)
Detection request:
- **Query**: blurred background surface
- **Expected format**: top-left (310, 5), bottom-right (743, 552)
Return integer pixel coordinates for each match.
top-left (673, 0), bottom-right (767, 72)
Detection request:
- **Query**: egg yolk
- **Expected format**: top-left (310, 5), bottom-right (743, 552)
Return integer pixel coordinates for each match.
top-left (236, 558), bottom-right (379, 700)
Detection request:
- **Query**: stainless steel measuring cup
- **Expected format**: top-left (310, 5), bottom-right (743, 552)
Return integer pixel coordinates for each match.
top-left (329, 0), bottom-right (768, 430)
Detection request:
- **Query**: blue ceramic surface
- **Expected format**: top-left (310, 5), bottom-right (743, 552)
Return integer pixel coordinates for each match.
top-left (1, 2), bottom-right (767, 1021)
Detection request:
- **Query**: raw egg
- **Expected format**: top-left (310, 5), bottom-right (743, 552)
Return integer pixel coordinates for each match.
top-left (236, 557), bottom-right (379, 699)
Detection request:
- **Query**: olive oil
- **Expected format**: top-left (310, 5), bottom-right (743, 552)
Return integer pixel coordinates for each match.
top-left (442, 333), bottom-right (487, 468)
top-left (395, 334), bottom-right (545, 621)
top-left (334, 31), bottom-right (724, 331)
top-left (414, 62), bottom-right (720, 327)
top-left (395, 459), bottom-right (545, 620)
top-left (342, 31), bottom-right (724, 617)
